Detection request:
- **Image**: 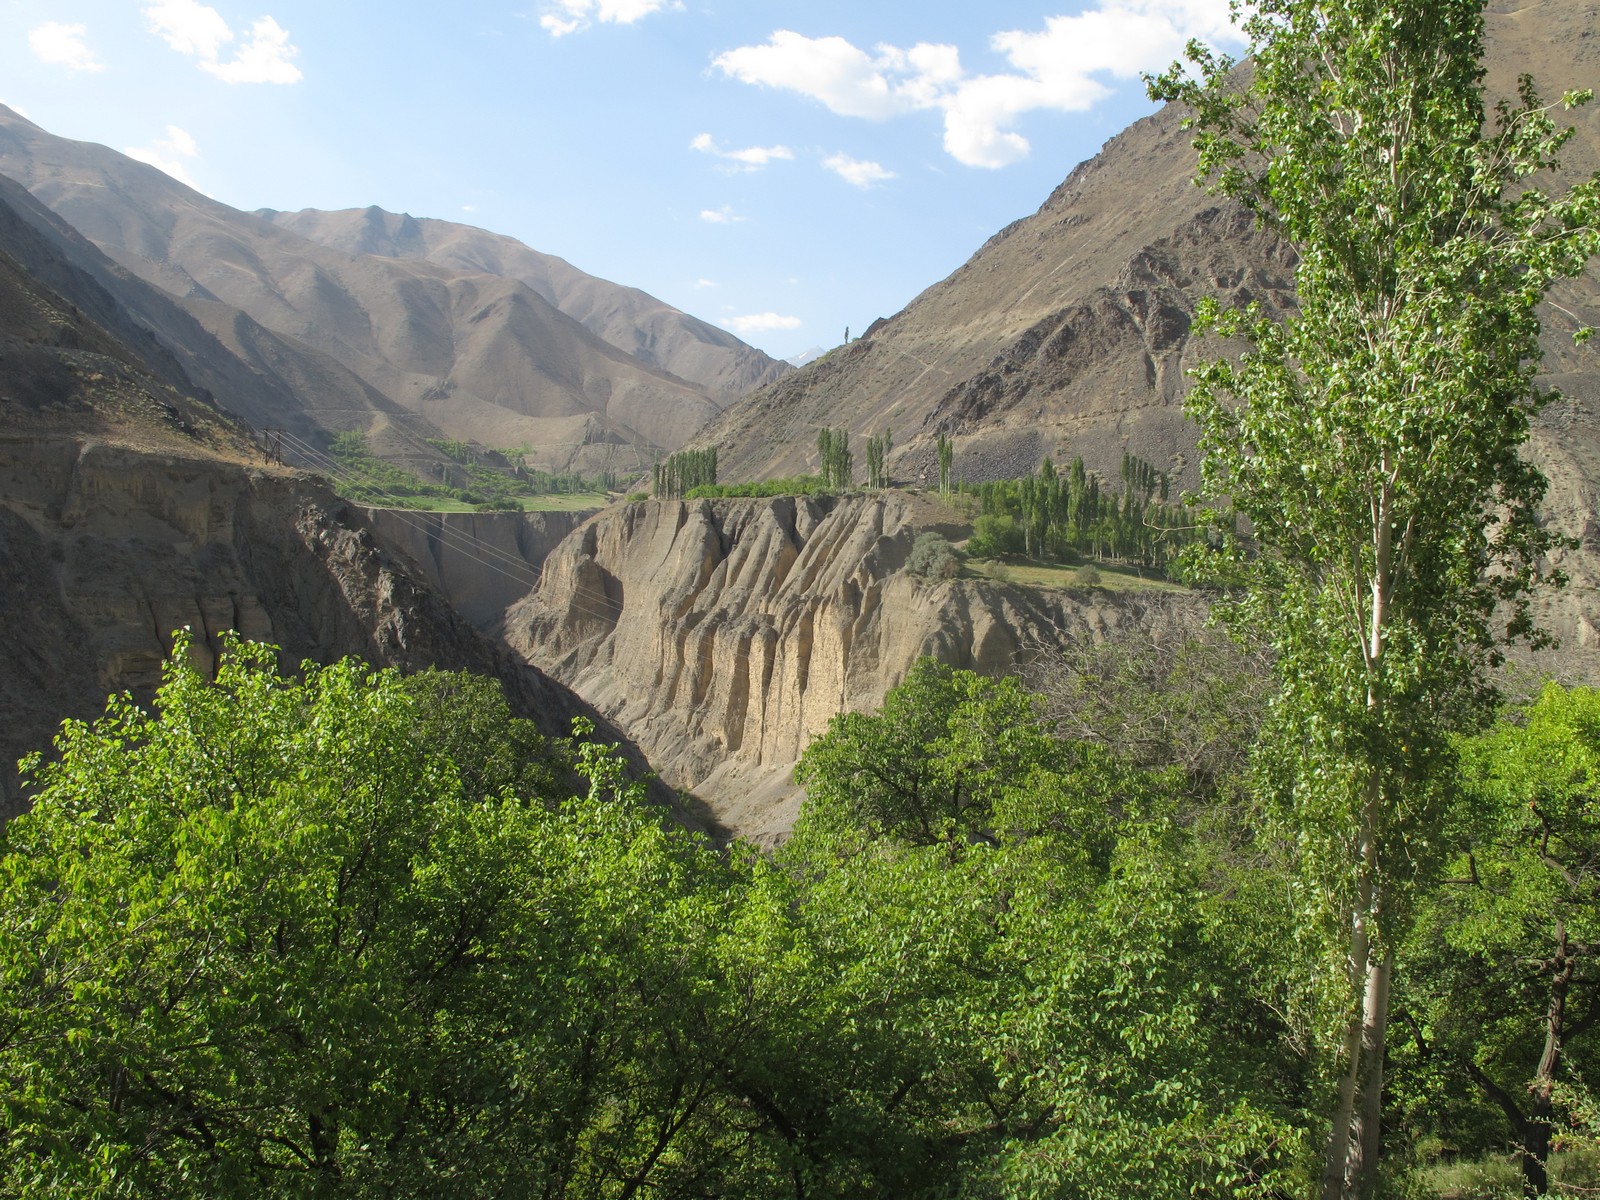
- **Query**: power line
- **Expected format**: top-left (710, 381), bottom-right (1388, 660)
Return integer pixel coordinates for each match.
top-left (272, 431), bottom-right (548, 593)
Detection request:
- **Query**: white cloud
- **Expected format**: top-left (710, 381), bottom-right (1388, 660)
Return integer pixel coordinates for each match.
top-left (145, 1), bottom-right (233, 60)
top-left (694, 278), bottom-right (717, 289)
top-left (28, 22), bottom-right (104, 72)
top-left (699, 205), bottom-right (744, 224)
top-left (124, 125), bottom-right (202, 190)
top-left (540, 0), bottom-right (681, 37)
top-left (713, 31), bottom-right (940, 120)
top-left (713, 1), bottom-right (1239, 169)
top-left (721, 312), bottom-right (802, 334)
top-left (689, 132), bottom-right (794, 172)
top-left (823, 153), bottom-right (895, 188)
top-left (207, 17), bottom-right (300, 83)
top-left (143, 2), bottom-right (302, 84)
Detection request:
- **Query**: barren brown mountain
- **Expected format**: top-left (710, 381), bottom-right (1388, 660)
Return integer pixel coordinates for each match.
top-left (704, 0), bottom-right (1597, 483)
top-left (260, 205), bottom-right (789, 404)
top-left (0, 104), bottom-right (784, 476)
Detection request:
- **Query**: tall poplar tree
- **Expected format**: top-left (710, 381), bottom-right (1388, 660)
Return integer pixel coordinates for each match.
top-left (1150, 2), bottom-right (1600, 1196)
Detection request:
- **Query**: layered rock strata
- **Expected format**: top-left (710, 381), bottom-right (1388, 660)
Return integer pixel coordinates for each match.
top-left (503, 493), bottom-right (1203, 842)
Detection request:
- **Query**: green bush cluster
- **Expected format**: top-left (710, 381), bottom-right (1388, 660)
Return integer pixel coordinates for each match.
top-left (685, 474), bottom-right (832, 499)
top-left (906, 530), bottom-right (961, 578)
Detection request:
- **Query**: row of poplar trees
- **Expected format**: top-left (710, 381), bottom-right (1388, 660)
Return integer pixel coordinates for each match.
top-left (971, 452), bottom-right (1198, 570)
top-left (652, 448), bottom-right (717, 499)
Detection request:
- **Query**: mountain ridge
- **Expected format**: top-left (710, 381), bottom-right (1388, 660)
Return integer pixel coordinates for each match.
top-left (258, 204), bottom-right (791, 403)
top-left (0, 104), bottom-right (783, 476)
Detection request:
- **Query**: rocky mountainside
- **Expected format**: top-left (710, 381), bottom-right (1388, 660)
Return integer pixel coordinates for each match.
top-left (491, 0), bottom-right (1600, 844)
top-left (0, 171), bottom-right (394, 448)
top-left (701, 0), bottom-right (1598, 492)
top-left (261, 205), bottom-right (789, 403)
top-left (0, 105), bottom-right (784, 475)
top-left (502, 493), bottom-right (1204, 843)
top-left (0, 182), bottom-right (642, 819)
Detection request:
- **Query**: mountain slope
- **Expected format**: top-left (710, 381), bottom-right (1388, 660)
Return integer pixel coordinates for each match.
top-left (700, 0), bottom-right (1599, 493)
top-left (0, 171), bottom-right (439, 453)
top-left (0, 106), bottom-right (772, 474)
top-left (260, 205), bottom-right (790, 403)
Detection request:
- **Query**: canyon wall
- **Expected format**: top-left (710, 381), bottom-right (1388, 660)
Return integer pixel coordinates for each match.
top-left (0, 435), bottom-right (586, 815)
top-left (362, 506), bottom-right (591, 628)
top-left (503, 493), bottom-right (1203, 842)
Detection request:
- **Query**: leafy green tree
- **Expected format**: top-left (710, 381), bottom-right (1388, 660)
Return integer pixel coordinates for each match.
top-left (787, 659), bottom-right (1309, 1196)
top-left (865, 427), bottom-right (892, 489)
top-left (794, 659), bottom-right (1060, 846)
top-left (1396, 685), bottom-right (1600, 1195)
top-left (816, 427), bottom-right (853, 490)
top-left (1151, 1), bottom-right (1600, 1193)
top-left (966, 512), bottom-right (1024, 560)
top-left (0, 634), bottom-right (759, 1199)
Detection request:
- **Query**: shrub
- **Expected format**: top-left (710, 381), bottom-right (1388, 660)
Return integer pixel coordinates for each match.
top-left (907, 532), bottom-right (961, 579)
top-left (966, 513), bottom-right (1024, 559)
top-left (1075, 564), bottom-right (1102, 587)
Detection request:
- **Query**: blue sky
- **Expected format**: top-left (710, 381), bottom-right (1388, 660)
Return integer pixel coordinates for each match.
top-left (2, 0), bottom-right (1241, 361)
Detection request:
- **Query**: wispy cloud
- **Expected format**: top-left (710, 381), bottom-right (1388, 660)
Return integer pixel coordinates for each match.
top-left (721, 312), bottom-right (802, 333)
top-left (144, 1), bottom-right (303, 84)
top-left (713, 1), bottom-right (1239, 169)
top-left (124, 125), bottom-right (202, 190)
top-left (699, 205), bottom-right (745, 225)
top-left (690, 132), bottom-right (794, 172)
top-left (823, 153), bottom-right (895, 189)
top-left (694, 278), bottom-right (717, 289)
top-left (29, 22), bottom-right (104, 73)
top-left (539, 0), bottom-right (683, 37)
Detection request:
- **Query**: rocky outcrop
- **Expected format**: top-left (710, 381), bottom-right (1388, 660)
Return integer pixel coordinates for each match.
top-left (0, 435), bottom-right (586, 815)
top-left (361, 506), bottom-right (593, 628)
top-left (502, 493), bottom-right (1203, 842)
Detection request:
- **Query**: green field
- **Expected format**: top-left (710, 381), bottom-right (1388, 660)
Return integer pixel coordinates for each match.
top-left (965, 558), bottom-right (1189, 594)
top-left (366, 493), bottom-right (610, 514)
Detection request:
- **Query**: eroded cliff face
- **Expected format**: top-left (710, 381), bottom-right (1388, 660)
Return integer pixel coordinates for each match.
top-left (0, 435), bottom-right (584, 815)
top-left (503, 493), bottom-right (1201, 842)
